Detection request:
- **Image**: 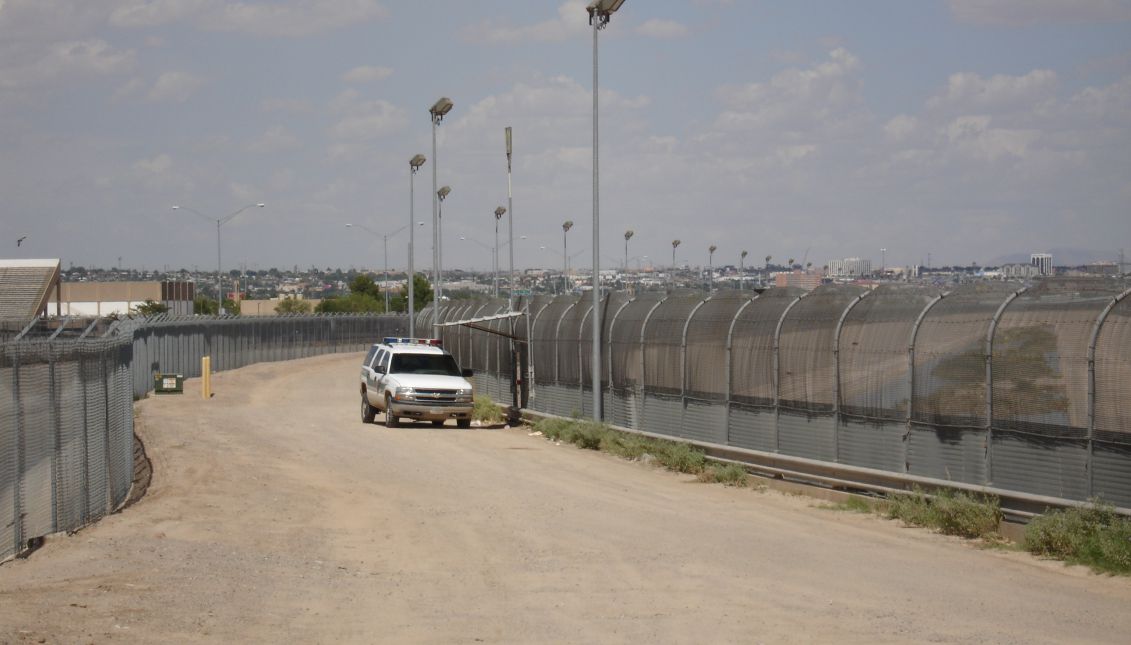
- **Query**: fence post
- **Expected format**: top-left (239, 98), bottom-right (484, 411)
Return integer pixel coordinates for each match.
top-left (680, 297), bottom-right (709, 439)
top-left (907, 292), bottom-right (947, 473)
top-left (578, 302), bottom-right (594, 414)
top-left (1086, 287), bottom-right (1131, 498)
top-left (724, 295), bottom-right (758, 445)
top-left (11, 346), bottom-right (24, 555)
top-left (772, 294), bottom-right (806, 453)
top-left (833, 290), bottom-right (871, 463)
top-left (986, 287), bottom-right (1026, 486)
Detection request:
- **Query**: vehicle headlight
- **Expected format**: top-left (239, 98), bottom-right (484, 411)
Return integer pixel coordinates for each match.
top-left (394, 387), bottom-right (416, 401)
top-left (456, 387), bottom-right (473, 402)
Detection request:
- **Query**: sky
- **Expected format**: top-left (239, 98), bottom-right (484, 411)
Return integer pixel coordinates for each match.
top-left (1, 0), bottom-right (1130, 274)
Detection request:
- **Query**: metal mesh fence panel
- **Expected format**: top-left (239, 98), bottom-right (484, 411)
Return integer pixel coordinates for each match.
top-left (778, 285), bottom-right (866, 412)
top-left (557, 300), bottom-right (588, 386)
top-left (642, 291), bottom-right (702, 396)
top-left (686, 290), bottom-right (752, 401)
top-left (609, 293), bottom-right (665, 391)
top-left (912, 282), bottom-right (1017, 428)
top-left (580, 292), bottom-right (629, 391)
top-left (730, 288), bottom-right (802, 407)
top-left (17, 349), bottom-right (54, 544)
top-left (839, 285), bottom-right (940, 420)
top-left (1, 350), bottom-right (16, 558)
top-left (992, 278), bottom-right (1121, 439)
top-left (531, 296), bottom-right (577, 385)
top-left (55, 354), bottom-right (86, 532)
top-left (1094, 291), bottom-right (1131, 446)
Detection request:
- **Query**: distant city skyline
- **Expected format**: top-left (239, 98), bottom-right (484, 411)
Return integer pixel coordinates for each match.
top-left (2, 1), bottom-right (1129, 273)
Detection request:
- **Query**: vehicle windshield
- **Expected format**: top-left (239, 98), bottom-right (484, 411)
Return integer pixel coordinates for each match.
top-left (390, 353), bottom-right (462, 376)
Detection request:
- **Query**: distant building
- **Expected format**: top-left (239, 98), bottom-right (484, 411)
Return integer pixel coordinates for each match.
top-left (1085, 261), bottom-right (1119, 276)
top-left (1030, 253), bottom-right (1053, 276)
top-left (0, 259), bottom-right (61, 319)
top-left (1000, 263), bottom-right (1041, 279)
top-left (826, 257), bottom-right (872, 278)
top-left (774, 270), bottom-right (822, 291)
top-left (60, 281), bottom-right (195, 316)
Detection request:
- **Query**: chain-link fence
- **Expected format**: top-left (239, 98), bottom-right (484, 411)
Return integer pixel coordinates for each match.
top-left (2, 312), bottom-right (407, 562)
top-left (448, 279), bottom-right (1131, 507)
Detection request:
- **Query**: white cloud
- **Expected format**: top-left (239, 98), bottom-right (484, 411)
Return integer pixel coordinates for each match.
top-left (110, 0), bottom-right (388, 37)
top-left (248, 126), bottom-right (301, 153)
top-left (462, 1), bottom-right (590, 44)
top-left (261, 97), bottom-right (315, 114)
top-left (927, 69), bottom-right (1058, 114)
top-left (328, 89), bottom-right (406, 140)
top-left (635, 18), bottom-right (688, 39)
top-left (147, 71), bottom-right (205, 102)
top-left (0, 39), bottom-right (135, 89)
top-left (948, 0), bottom-right (1131, 26)
top-left (342, 65), bottom-right (392, 83)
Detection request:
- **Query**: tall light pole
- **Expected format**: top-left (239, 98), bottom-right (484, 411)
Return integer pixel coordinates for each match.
top-left (494, 206), bottom-right (506, 298)
top-left (430, 98), bottom-right (453, 332)
top-left (881, 247), bottom-right (887, 275)
top-left (435, 185), bottom-right (452, 336)
top-left (671, 239), bottom-right (681, 289)
top-left (171, 202), bottom-right (265, 314)
top-left (740, 250), bottom-right (748, 291)
top-left (708, 245), bottom-right (717, 292)
top-left (505, 126), bottom-right (515, 310)
top-left (624, 229), bottom-right (634, 271)
top-left (562, 220), bottom-right (574, 295)
top-left (345, 222), bottom-right (413, 313)
top-left (765, 255), bottom-right (772, 287)
top-left (587, 0), bottom-right (626, 421)
top-left (409, 153), bottom-right (426, 336)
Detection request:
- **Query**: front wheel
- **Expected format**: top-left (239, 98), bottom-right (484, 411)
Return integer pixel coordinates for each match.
top-left (361, 393), bottom-right (377, 423)
top-left (384, 395), bottom-right (399, 428)
top-left (456, 418), bottom-right (471, 429)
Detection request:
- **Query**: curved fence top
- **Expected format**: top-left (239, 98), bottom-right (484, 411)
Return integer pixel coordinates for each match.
top-left (532, 295), bottom-right (579, 383)
top-left (730, 287), bottom-right (804, 406)
top-left (778, 284), bottom-right (868, 412)
top-left (686, 290), bottom-right (755, 400)
top-left (609, 292), bottom-right (666, 390)
top-left (642, 291), bottom-right (704, 395)
top-left (580, 292), bottom-right (631, 387)
top-left (557, 297), bottom-right (591, 385)
top-left (839, 284), bottom-right (942, 420)
top-left (1094, 291), bottom-right (1131, 444)
top-left (911, 281), bottom-right (1020, 427)
top-left (992, 278), bottom-right (1125, 436)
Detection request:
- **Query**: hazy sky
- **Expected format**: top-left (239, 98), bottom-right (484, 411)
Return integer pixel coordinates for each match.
top-left (2, 0), bottom-right (1130, 273)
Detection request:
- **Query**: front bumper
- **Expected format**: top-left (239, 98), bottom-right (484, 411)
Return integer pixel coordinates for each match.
top-left (389, 401), bottom-right (473, 421)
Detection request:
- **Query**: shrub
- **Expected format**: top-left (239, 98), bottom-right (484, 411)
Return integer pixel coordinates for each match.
top-left (1025, 501), bottom-right (1131, 575)
top-left (697, 463), bottom-right (749, 487)
top-left (473, 396), bottom-right (504, 424)
top-left (887, 488), bottom-right (1001, 539)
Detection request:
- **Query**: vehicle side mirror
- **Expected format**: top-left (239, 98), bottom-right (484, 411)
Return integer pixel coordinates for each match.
top-left (374, 364), bottom-right (386, 374)
top-left (461, 368), bottom-right (474, 378)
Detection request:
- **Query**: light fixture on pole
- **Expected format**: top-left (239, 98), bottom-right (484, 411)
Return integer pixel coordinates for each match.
top-left (505, 126), bottom-right (515, 310)
top-left (409, 153), bottom-right (427, 337)
top-left (171, 202), bottom-right (265, 315)
top-left (562, 220), bottom-right (574, 295)
top-left (586, 0), bottom-right (626, 422)
top-left (671, 239), bottom-right (681, 289)
top-left (740, 250), bottom-right (748, 290)
top-left (430, 97), bottom-right (453, 333)
top-left (493, 206), bottom-right (506, 298)
top-left (708, 245), bottom-right (717, 292)
top-left (345, 222), bottom-right (412, 313)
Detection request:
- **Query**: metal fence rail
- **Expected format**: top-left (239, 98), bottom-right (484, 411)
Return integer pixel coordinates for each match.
top-left (441, 277), bottom-right (1131, 508)
top-left (2, 312), bottom-right (407, 562)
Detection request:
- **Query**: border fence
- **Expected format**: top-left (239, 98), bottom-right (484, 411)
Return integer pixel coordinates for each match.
top-left (2, 313), bottom-right (406, 561)
top-left (428, 278), bottom-right (1131, 509)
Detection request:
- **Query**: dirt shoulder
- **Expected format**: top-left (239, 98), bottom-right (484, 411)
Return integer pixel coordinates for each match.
top-left (2, 353), bottom-right (1129, 644)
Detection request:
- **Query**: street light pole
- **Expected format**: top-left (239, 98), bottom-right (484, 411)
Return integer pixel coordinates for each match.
top-left (436, 185), bottom-right (452, 335)
top-left (740, 250), bottom-right (748, 291)
top-left (345, 222), bottom-right (411, 312)
top-left (671, 239), bottom-right (681, 290)
top-left (881, 247), bottom-right (886, 275)
top-left (506, 127), bottom-right (515, 310)
top-left (562, 220), bottom-right (573, 295)
top-left (430, 98), bottom-right (453, 334)
top-left (708, 245), bottom-right (717, 292)
top-left (409, 153), bottom-right (427, 336)
top-left (494, 207), bottom-right (506, 298)
top-left (171, 202), bottom-right (264, 314)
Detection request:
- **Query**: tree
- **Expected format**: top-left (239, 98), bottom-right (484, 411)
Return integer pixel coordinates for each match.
top-left (388, 273), bottom-right (433, 313)
top-left (316, 293), bottom-right (384, 313)
top-left (133, 299), bottom-right (169, 317)
top-left (349, 274), bottom-right (381, 299)
top-left (222, 298), bottom-right (241, 315)
top-left (194, 295), bottom-right (218, 315)
top-left (275, 298), bottom-right (312, 314)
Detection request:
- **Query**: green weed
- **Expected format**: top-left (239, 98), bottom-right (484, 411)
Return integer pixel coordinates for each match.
top-left (887, 488), bottom-right (1002, 539)
top-left (1025, 501), bottom-right (1131, 575)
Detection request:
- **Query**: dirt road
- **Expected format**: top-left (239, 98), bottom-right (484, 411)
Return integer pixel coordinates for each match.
top-left (2, 353), bottom-right (1129, 644)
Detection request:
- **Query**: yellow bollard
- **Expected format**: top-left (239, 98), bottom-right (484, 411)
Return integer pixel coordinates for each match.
top-left (202, 356), bottom-right (212, 399)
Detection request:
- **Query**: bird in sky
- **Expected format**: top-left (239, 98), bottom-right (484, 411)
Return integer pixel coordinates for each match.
top-left (17, 236), bottom-right (27, 247)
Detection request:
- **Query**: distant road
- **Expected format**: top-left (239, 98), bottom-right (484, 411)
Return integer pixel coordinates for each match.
top-left (1, 353), bottom-right (1129, 643)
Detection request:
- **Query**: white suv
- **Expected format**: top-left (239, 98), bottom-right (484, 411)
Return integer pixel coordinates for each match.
top-left (360, 337), bottom-right (475, 428)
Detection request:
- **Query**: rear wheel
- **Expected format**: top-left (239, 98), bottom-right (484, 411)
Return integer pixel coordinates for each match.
top-left (361, 393), bottom-right (376, 424)
top-left (384, 395), bottom-right (399, 428)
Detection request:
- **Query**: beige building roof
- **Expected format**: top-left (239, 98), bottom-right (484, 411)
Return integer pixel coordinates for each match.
top-left (0, 259), bottom-right (61, 320)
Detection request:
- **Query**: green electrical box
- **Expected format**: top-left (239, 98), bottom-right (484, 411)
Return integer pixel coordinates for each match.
top-left (154, 373), bottom-right (185, 394)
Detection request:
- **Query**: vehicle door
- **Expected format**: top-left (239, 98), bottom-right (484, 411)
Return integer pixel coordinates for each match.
top-left (372, 349), bottom-right (390, 392)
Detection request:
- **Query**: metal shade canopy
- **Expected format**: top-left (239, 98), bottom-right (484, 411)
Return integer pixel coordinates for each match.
top-left (409, 154), bottom-right (426, 169)
top-left (429, 97), bottom-right (454, 118)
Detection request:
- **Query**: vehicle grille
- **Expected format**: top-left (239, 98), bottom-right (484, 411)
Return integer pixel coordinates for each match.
top-left (414, 389), bottom-right (459, 402)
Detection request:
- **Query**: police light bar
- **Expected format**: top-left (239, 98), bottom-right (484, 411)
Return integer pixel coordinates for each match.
top-left (383, 337), bottom-right (443, 347)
